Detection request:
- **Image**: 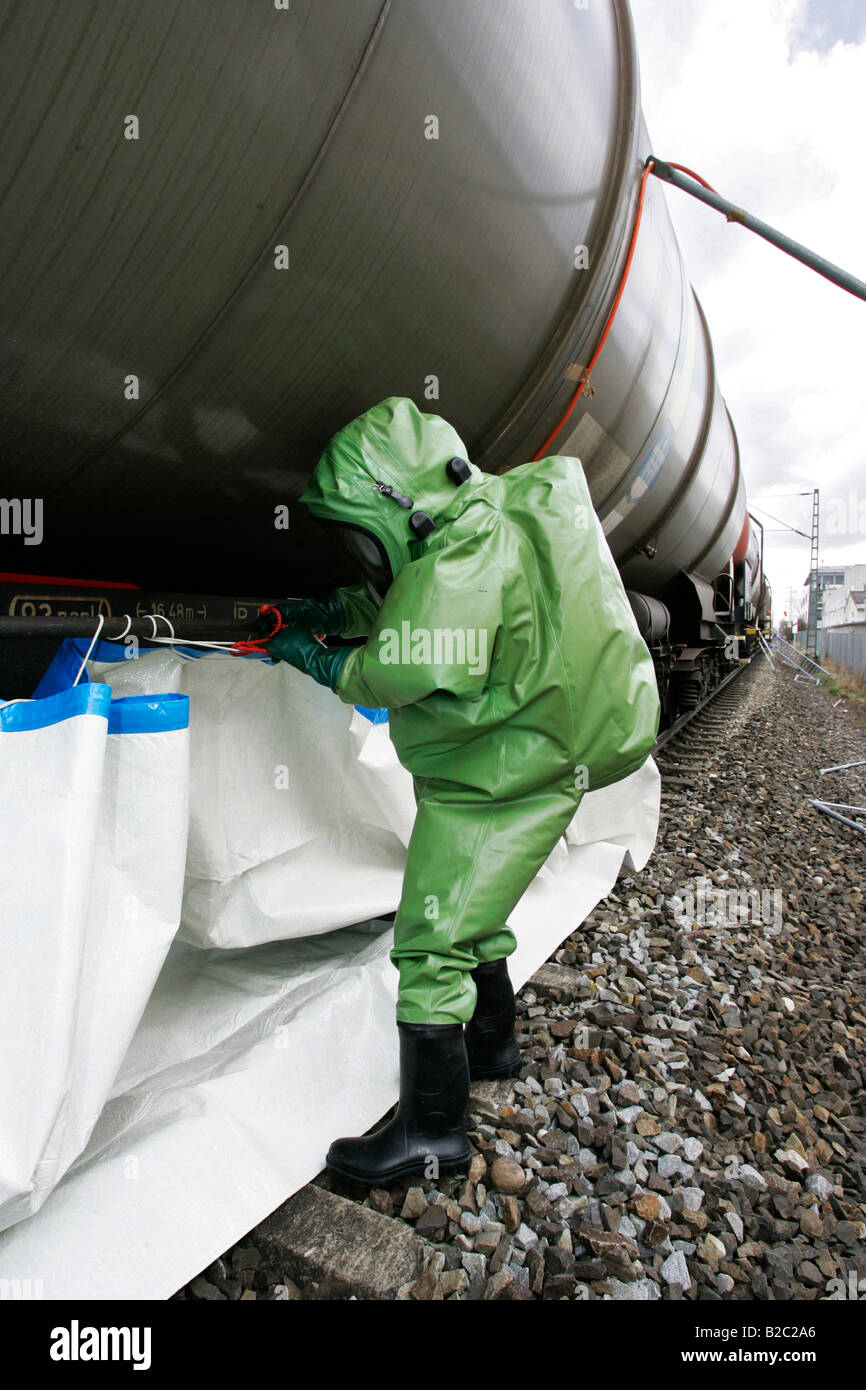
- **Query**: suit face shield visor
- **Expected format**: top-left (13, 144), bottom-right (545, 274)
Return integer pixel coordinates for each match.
top-left (327, 523), bottom-right (393, 603)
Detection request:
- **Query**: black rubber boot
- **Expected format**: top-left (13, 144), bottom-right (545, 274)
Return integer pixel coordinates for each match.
top-left (465, 958), bottom-right (522, 1079)
top-left (325, 1022), bottom-right (472, 1185)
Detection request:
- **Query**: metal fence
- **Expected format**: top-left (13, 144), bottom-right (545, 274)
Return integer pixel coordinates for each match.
top-left (817, 627), bottom-right (866, 676)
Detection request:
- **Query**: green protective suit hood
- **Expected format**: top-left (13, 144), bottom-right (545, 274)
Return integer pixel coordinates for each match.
top-left (301, 397), bottom-right (660, 1024)
top-left (302, 396), bottom-right (473, 591)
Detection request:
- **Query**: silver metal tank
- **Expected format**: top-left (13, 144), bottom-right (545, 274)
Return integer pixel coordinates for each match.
top-left (0, 0), bottom-right (747, 599)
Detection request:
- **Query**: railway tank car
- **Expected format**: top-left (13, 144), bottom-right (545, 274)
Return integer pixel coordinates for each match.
top-left (0, 0), bottom-right (768, 710)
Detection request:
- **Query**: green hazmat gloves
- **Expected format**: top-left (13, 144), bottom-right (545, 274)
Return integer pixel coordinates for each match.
top-left (264, 626), bottom-right (351, 692)
top-left (263, 592), bottom-right (346, 636)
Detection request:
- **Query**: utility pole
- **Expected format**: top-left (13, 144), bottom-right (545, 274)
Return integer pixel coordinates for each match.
top-left (805, 489), bottom-right (820, 660)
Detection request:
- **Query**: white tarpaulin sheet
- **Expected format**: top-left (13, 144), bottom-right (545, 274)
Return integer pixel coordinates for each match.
top-left (0, 647), bottom-right (659, 1299)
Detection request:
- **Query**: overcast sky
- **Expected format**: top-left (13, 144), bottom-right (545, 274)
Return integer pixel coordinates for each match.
top-left (630, 0), bottom-right (866, 618)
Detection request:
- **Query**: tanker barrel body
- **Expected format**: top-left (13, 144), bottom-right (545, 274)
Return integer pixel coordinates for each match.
top-left (0, 0), bottom-right (749, 619)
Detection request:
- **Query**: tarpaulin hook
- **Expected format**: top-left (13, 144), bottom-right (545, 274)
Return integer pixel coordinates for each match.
top-left (147, 614), bottom-right (176, 641)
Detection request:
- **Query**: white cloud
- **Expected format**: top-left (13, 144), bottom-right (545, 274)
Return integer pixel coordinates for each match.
top-left (630, 0), bottom-right (866, 610)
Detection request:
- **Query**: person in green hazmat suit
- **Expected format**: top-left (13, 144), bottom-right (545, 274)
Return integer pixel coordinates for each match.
top-left (264, 396), bottom-right (660, 1185)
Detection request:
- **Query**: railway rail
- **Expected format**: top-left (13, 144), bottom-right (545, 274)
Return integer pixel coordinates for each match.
top-left (652, 660), bottom-right (749, 756)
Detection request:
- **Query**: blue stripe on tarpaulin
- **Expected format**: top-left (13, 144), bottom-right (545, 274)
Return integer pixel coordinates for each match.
top-left (355, 706), bottom-right (389, 724)
top-left (0, 683), bottom-right (189, 735)
top-left (108, 694), bottom-right (190, 734)
top-left (0, 682), bottom-right (112, 732)
top-left (33, 637), bottom-right (388, 723)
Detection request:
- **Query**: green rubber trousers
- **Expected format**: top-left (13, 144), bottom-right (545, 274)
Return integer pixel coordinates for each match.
top-left (300, 397), bottom-right (660, 1024)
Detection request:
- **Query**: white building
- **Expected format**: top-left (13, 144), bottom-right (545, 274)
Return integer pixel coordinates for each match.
top-left (803, 564), bottom-right (866, 630)
top-left (842, 589), bottom-right (866, 625)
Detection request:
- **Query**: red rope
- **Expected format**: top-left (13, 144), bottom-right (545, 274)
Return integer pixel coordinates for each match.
top-left (230, 603), bottom-right (286, 656)
top-left (665, 161), bottom-right (718, 193)
top-left (531, 158), bottom-right (657, 461)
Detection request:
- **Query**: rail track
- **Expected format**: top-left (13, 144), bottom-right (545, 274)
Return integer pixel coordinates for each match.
top-left (651, 656), bottom-right (767, 810)
top-left (652, 660), bottom-right (749, 757)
